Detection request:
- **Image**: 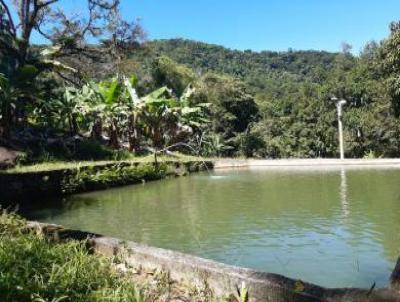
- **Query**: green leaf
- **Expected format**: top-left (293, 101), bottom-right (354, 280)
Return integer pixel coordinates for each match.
top-left (40, 45), bottom-right (62, 57)
top-left (129, 75), bottom-right (138, 87)
top-left (143, 86), bottom-right (172, 101)
top-left (181, 107), bottom-right (201, 115)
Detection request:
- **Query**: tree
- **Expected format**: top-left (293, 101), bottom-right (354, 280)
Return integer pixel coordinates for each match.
top-left (191, 73), bottom-right (259, 155)
top-left (151, 56), bottom-right (196, 97)
top-left (1, 0), bottom-right (120, 58)
top-left (101, 7), bottom-right (145, 78)
top-left (341, 42), bottom-right (353, 55)
top-left (0, 0), bottom-right (126, 139)
top-left (380, 21), bottom-right (400, 117)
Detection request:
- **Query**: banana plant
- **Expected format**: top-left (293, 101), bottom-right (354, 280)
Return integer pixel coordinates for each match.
top-left (54, 79), bottom-right (210, 154)
top-left (140, 85), bottom-right (210, 152)
top-left (57, 87), bottom-right (88, 135)
top-left (123, 75), bottom-right (142, 152)
top-left (0, 45), bottom-right (77, 139)
top-left (140, 88), bottom-right (180, 150)
top-left (81, 76), bottom-right (139, 149)
top-left (179, 85), bottom-right (210, 130)
top-left (93, 79), bottom-right (125, 148)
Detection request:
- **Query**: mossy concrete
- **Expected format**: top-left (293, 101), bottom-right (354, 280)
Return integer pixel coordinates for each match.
top-left (28, 221), bottom-right (400, 302)
top-left (0, 160), bottom-right (212, 205)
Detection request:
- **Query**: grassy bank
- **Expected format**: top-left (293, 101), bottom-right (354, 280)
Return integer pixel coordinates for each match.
top-left (3, 154), bottom-right (201, 174)
top-left (0, 212), bottom-right (143, 302)
top-left (0, 157), bottom-right (212, 204)
top-left (0, 212), bottom-right (230, 302)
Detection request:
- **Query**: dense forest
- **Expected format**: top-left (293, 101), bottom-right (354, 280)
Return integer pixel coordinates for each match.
top-left (1, 0), bottom-right (400, 161)
top-left (121, 34), bottom-right (400, 158)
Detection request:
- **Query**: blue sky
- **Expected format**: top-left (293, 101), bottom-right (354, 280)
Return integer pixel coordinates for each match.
top-left (27, 0), bottom-right (400, 53)
top-left (118, 0), bottom-right (400, 54)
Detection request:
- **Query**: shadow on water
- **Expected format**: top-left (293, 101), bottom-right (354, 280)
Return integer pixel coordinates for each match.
top-left (17, 196), bottom-right (99, 221)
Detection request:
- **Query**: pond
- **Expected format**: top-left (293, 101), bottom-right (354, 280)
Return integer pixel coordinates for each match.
top-left (25, 166), bottom-right (400, 288)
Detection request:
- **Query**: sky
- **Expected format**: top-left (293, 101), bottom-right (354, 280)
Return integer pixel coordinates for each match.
top-left (29, 0), bottom-right (400, 54)
top-left (118, 0), bottom-right (400, 54)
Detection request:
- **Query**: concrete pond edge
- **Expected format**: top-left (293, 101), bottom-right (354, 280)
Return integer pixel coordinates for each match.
top-left (0, 160), bottom-right (213, 205)
top-left (213, 158), bottom-right (400, 169)
top-left (27, 221), bottom-right (400, 302)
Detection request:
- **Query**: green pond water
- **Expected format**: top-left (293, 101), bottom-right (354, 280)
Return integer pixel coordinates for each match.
top-left (26, 166), bottom-right (400, 288)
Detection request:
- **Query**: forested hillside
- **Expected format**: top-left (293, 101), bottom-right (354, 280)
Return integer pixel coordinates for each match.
top-left (145, 39), bottom-right (338, 79)
top-left (121, 35), bottom-right (400, 158)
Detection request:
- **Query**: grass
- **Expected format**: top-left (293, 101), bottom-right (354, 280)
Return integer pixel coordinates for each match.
top-left (0, 212), bottom-right (232, 302)
top-left (61, 161), bottom-right (168, 194)
top-left (3, 153), bottom-right (202, 174)
top-left (0, 153), bottom-right (210, 202)
top-left (0, 212), bottom-right (144, 302)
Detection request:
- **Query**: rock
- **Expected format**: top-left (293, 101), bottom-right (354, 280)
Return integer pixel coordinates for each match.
top-left (0, 146), bottom-right (19, 170)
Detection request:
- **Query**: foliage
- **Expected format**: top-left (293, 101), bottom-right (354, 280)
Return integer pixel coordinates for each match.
top-left (0, 0), bottom-right (142, 141)
top-left (381, 21), bottom-right (400, 117)
top-left (143, 39), bottom-right (339, 83)
top-left (0, 212), bottom-right (144, 302)
top-left (139, 86), bottom-right (209, 150)
top-left (151, 56), bottom-right (196, 97)
top-left (17, 139), bottom-right (127, 164)
top-left (62, 162), bottom-right (167, 194)
top-left (124, 34), bottom-right (400, 158)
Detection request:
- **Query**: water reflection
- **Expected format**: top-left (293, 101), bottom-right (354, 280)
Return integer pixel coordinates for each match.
top-left (340, 168), bottom-right (350, 219)
top-left (24, 167), bottom-right (400, 288)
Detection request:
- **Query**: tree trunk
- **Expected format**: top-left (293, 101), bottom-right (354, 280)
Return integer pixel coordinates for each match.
top-left (71, 113), bottom-right (78, 136)
top-left (128, 114), bottom-right (140, 153)
top-left (1, 101), bottom-right (12, 140)
top-left (153, 127), bottom-right (163, 150)
top-left (109, 121), bottom-right (120, 149)
top-left (91, 118), bottom-right (103, 141)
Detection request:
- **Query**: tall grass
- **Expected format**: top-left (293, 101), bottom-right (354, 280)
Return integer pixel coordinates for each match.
top-left (0, 212), bottom-right (144, 302)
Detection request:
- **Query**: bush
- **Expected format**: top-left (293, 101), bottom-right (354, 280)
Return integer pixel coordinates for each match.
top-left (62, 163), bottom-right (167, 194)
top-left (0, 212), bottom-right (143, 302)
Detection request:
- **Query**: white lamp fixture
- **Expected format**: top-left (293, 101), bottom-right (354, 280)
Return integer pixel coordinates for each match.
top-left (332, 97), bottom-right (347, 160)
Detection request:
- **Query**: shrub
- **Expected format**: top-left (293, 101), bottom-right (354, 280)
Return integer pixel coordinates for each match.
top-left (0, 212), bottom-right (143, 302)
top-left (62, 163), bottom-right (167, 194)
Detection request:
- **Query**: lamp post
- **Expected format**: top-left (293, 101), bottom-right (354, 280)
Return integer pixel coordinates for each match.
top-left (332, 97), bottom-right (347, 160)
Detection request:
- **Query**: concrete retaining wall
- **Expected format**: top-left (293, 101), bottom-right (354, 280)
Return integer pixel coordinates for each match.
top-left (28, 222), bottom-right (400, 302)
top-left (214, 158), bottom-right (400, 169)
top-left (0, 160), bottom-right (212, 205)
